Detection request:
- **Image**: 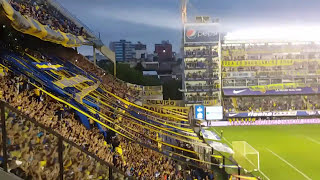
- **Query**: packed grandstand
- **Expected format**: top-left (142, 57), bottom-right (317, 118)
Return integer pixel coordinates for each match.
top-left (222, 42), bottom-right (320, 119)
top-left (1, 0), bottom-right (320, 180)
top-left (0, 0), bottom-right (225, 180)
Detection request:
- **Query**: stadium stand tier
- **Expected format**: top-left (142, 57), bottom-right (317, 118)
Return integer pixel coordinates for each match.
top-left (9, 0), bottom-right (85, 37)
top-left (0, 12), bottom-right (222, 180)
top-left (222, 42), bottom-right (320, 117)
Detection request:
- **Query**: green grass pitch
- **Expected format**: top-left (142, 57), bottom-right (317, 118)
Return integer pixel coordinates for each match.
top-left (208, 124), bottom-right (320, 180)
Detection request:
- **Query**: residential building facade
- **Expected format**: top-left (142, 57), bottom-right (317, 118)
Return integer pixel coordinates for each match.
top-left (109, 40), bottom-right (135, 62)
top-left (155, 40), bottom-right (173, 62)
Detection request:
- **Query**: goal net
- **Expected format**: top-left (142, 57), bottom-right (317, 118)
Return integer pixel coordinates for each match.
top-left (232, 141), bottom-right (260, 172)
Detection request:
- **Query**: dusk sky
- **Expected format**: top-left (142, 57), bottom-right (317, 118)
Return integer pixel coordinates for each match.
top-left (56, 0), bottom-right (320, 55)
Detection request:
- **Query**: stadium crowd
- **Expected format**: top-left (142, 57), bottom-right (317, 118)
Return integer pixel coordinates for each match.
top-left (0, 38), bottom-right (217, 179)
top-left (9, 0), bottom-right (85, 36)
top-left (186, 72), bottom-right (219, 80)
top-left (224, 95), bottom-right (320, 112)
top-left (186, 83), bottom-right (219, 92)
top-left (0, 13), bottom-right (218, 178)
top-left (58, 50), bottom-right (141, 102)
top-left (185, 61), bottom-right (208, 69)
top-left (185, 93), bottom-right (218, 103)
top-left (222, 44), bottom-right (320, 61)
top-left (0, 71), bottom-right (217, 180)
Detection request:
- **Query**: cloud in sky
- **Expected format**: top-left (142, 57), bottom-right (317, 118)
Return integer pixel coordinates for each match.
top-left (57, 0), bottom-right (320, 55)
top-left (90, 7), bottom-right (181, 30)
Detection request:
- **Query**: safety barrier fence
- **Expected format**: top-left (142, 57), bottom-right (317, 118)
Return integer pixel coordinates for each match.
top-left (0, 101), bottom-right (130, 180)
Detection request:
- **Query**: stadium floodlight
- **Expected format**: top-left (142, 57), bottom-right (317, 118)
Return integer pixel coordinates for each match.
top-left (232, 141), bottom-right (260, 172)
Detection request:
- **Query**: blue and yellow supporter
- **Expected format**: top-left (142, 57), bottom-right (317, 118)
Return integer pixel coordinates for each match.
top-left (0, 0), bottom-right (87, 47)
top-left (0, 48), bottom-right (209, 162)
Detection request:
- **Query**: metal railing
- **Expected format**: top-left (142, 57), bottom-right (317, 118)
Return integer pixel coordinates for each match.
top-left (0, 101), bottom-right (128, 180)
top-left (0, 101), bottom-right (232, 179)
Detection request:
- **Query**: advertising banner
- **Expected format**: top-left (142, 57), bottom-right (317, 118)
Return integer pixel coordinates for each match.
top-left (222, 59), bottom-right (297, 67)
top-left (226, 110), bottom-right (320, 117)
top-left (143, 86), bottom-right (163, 92)
top-left (142, 91), bottom-right (163, 96)
top-left (143, 104), bottom-right (190, 115)
top-left (223, 86), bottom-right (320, 96)
top-left (141, 94), bottom-right (163, 101)
top-left (206, 106), bottom-right (223, 120)
top-left (144, 100), bottom-right (184, 106)
top-left (184, 23), bottom-right (220, 44)
top-left (203, 100), bottom-right (219, 106)
top-left (202, 119), bottom-right (320, 127)
top-left (126, 83), bottom-right (143, 91)
top-left (195, 105), bottom-right (205, 120)
top-left (222, 71), bottom-right (255, 78)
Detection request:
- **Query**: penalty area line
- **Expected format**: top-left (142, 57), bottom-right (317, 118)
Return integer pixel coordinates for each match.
top-left (304, 136), bottom-right (320, 145)
top-left (209, 129), bottom-right (270, 180)
top-left (266, 148), bottom-right (312, 180)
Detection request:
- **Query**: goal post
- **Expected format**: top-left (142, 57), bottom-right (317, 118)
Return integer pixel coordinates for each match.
top-left (232, 141), bottom-right (260, 172)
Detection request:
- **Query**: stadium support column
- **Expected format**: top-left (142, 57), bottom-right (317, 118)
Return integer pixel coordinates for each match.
top-left (0, 102), bottom-right (8, 172)
top-left (58, 137), bottom-right (64, 180)
top-left (218, 33), bottom-right (223, 105)
top-left (93, 46), bottom-right (97, 66)
top-left (109, 167), bottom-right (113, 180)
top-left (114, 60), bottom-right (117, 76)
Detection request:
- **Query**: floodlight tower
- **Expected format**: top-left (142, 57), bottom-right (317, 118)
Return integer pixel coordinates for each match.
top-left (181, 0), bottom-right (188, 24)
top-left (180, 0), bottom-right (188, 103)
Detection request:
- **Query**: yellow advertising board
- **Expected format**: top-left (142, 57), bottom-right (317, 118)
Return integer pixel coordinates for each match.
top-left (143, 104), bottom-right (190, 115)
top-left (143, 91), bottom-right (163, 96)
top-left (143, 86), bottom-right (163, 91)
top-left (222, 59), bottom-right (296, 67)
top-left (144, 100), bottom-right (184, 106)
top-left (228, 118), bottom-right (256, 123)
top-left (203, 100), bottom-right (219, 106)
top-left (248, 83), bottom-right (305, 92)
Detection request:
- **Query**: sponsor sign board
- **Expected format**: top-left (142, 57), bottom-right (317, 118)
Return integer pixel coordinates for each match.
top-left (206, 106), bottom-right (223, 120)
top-left (141, 94), bottom-right (163, 101)
top-left (226, 110), bottom-right (320, 117)
top-left (126, 83), bottom-right (143, 91)
top-left (195, 105), bottom-right (205, 120)
top-left (144, 100), bottom-right (184, 106)
top-left (223, 71), bottom-right (255, 78)
top-left (143, 86), bottom-right (162, 91)
top-left (202, 119), bottom-right (320, 127)
top-left (184, 23), bottom-right (220, 44)
top-left (222, 59), bottom-right (296, 67)
top-left (223, 87), bottom-right (320, 96)
top-left (143, 104), bottom-right (190, 115)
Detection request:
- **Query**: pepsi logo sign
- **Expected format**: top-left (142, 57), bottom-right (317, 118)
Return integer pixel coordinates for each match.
top-left (186, 29), bottom-right (197, 39)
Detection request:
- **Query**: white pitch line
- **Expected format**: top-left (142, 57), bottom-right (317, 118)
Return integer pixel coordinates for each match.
top-left (258, 169), bottom-right (270, 180)
top-left (211, 128), bottom-right (232, 146)
top-left (304, 136), bottom-right (320, 145)
top-left (266, 148), bottom-right (312, 180)
top-left (244, 156), bottom-right (270, 180)
top-left (210, 128), bottom-right (270, 180)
